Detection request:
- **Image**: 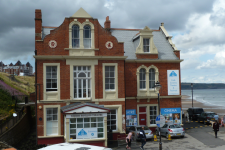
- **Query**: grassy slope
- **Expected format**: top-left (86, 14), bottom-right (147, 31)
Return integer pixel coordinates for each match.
top-left (0, 72), bottom-right (35, 117)
top-left (0, 72), bottom-right (35, 95)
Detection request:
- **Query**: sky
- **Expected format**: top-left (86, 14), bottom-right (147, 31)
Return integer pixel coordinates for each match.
top-left (0, 0), bottom-right (225, 83)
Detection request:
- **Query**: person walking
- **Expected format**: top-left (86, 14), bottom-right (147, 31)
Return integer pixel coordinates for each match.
top-left (223, 115), bottom-right (225, 127)
top-left (213, 120), bottom-right (219, 138)
top-left (138, 126), bottom-right (146, 150)
top-left (126, 131), bottom-right (133, 149)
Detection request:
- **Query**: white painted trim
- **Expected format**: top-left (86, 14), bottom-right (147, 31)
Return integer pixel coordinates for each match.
top-left (102, 63), bottom-right (118, 100)
top-left (43, 63), bottom-right (60, 101)
top-left (43, 105), bottom-right (61, 136)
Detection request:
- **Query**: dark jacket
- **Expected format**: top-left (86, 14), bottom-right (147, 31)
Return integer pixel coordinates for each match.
top-left (213, 122), bottom-right (219, 131)
top-left (138, 129), bottom-right (146, 139)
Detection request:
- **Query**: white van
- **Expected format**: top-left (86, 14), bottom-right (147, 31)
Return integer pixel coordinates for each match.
top-left (38, 143), bottom-right (112, 150)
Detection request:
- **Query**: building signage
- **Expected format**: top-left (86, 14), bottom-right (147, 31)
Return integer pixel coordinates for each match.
top-left (126, 109), bottom-right (137, 126)
top-left (76, 128), bottom-right (97, 139)
top-left (48, 40), bottom-right (57, 48)
top-left (167, 70), bottom-right (179, 95)
top-left (105, 41), bottom-right (113, 49)
top-left (66, 113), bottom-right (107, 118)
top-left (161, 108), bottom-right (181, 124)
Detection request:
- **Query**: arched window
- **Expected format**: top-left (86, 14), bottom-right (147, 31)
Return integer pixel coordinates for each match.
top-left (139, 68), bottom-right (146, 89)
top-left (83, 25), bottom-right (91, 48)
top-left (149, 68), bottom-right (155, 89)
top-left (72, 25), bottom-right (79, 48)
top-left (74, 66), bottom-right (91, 99)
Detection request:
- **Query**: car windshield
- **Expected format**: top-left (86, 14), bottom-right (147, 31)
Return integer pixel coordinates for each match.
top-left (169, 125), bottom-right (176, 128)
top-left (193, 109), bottom-right (203, 113)
top-left (174, 124), bottom-right (181, 128)
top-left (136, 126), bottom-right (149, 131)
top-left (207, 113), bottom-right (215, 117)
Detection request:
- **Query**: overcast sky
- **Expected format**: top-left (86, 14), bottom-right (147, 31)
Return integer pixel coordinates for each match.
top-left (0, 0), bottom-right (224, 83)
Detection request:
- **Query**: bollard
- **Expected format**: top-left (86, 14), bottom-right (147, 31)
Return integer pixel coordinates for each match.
top-left (154, 135), bottom-right (157, 141)
top-left (168, 134), bottom-right (172, 140)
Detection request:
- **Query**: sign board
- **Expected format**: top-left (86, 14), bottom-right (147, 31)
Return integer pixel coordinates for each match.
top-left (66, 113), bottom-right (107, 118)
top-left (167, 70), bottom-right (180, 95)
top-left (76, 128), bottom-right (98, 139)
top-left (126, 109), bottom-right (137, 126)
top-left (156, 115), bottom-right (165, 127)
top-left (161, 108), bottom-right (181, 124)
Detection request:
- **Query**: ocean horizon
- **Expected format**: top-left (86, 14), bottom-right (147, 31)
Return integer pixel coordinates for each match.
top-left (181, 89), bottom-right (225, 109)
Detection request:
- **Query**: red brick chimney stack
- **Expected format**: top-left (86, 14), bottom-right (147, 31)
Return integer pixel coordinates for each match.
top-left (104, 16), bottom-right (111, 29)
top-left (35, 9), bottom-right (42, 40)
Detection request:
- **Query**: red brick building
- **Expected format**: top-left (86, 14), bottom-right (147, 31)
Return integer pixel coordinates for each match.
top-left (34, 8), bottom-right (182, 147)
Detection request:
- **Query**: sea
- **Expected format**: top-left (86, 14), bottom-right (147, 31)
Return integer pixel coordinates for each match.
top-left (181, 89), bottom-right (225, 109)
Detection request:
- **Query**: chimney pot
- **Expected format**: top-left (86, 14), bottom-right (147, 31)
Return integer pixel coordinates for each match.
top-left (161, 22), bottom-right (164, 26)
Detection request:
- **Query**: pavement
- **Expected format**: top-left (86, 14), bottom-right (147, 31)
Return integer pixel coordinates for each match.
top-left (113, 124), bottom-right (225, 150)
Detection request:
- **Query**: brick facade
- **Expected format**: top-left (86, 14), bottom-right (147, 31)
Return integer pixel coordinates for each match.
top-left (35, 8), bottom-right (182, 147)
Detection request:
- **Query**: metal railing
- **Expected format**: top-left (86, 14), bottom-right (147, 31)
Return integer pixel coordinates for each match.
top-left (0, 106), bottom-right (24, 136)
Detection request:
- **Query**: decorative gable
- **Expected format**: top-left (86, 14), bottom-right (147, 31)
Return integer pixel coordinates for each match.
top-left (135, 26), bottom-right (158, 58)
top-left (71, 7), bottom-right (92, 18)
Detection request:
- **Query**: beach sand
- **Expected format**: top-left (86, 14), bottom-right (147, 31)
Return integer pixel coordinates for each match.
top-left (182, 95), bottom-right (225, 118)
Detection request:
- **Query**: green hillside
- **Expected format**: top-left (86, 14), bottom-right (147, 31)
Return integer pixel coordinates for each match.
top-left (181, 83), bottom-right (225, 90)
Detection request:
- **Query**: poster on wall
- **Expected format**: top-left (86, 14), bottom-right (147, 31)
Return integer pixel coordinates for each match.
top-left (126, 109), bottom-right (137, 126)
top-left (76, 128), bottom-right (98, 139)
top-left (167, 70), bottom-right (180, 95)
top-left (161, 108), bottom-right (181, 124)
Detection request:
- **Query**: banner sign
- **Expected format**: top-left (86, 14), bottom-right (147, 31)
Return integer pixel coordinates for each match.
top-left (126, 109), bottom-right (137, 126)
top-left (76, 128), bottom-right (98, 139)
top-left (66, 113), bottom-right (107, 118)
top-left (167, 70), bottom-right (180, 95)
top-left (161, 108), bottom-right (181, 124)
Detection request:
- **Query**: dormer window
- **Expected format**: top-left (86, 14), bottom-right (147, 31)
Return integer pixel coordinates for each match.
top-left (83, 25), bottom-right (91, 48)
top-left (72, 25), bottom-right (80, 48)
top-left (143, 38), bottom-right (150, 52)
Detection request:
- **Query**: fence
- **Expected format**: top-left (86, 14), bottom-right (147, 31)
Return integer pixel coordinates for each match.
top-left (0, 106), bottom-right (24, 135)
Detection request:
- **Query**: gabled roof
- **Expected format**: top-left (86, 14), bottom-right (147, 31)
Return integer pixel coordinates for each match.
top-left (71, 7), bottom-right (92, 18)
top-left (61, 102), bottom-right (110, 113)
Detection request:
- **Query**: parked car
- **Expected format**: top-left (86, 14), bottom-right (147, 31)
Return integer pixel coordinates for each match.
top-left (155, 123), bottom-right (185, 139)
top-left (187, 107), bottom-right (204, 120)
top-left (197, 111), bottom-right (216, 124)
top-left (128, 125), bottom-right (154, 140)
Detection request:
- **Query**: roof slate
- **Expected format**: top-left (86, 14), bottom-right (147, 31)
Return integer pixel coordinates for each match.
top-left (111, 29), bottom-right (178, 60)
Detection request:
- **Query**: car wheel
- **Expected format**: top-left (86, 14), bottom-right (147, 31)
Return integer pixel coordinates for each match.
top-left (181, 135), bottom-right (184, 138)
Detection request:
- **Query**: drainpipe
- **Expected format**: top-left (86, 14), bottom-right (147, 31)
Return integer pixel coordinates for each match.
top-left (124, 60), bottom-right (126, 134)
top-left (35, 49), bottom-right (37, 145)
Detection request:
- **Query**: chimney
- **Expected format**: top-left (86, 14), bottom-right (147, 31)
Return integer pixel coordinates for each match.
top-left (35, 9), bottom-right (42, 40)
top-left (161, 22), bottom-right (164, 26)
top-left (104, 16), bottom-right (111, 29)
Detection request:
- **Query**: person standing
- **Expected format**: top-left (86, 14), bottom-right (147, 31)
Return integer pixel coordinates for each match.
top-left (138, 126), bottom-right (146, 150)
top-left (126, 131), bottom-right (133, 149)
top-left (213, 120), bottom-right (219, 138)
top-left (214, 113), bottom-right (219, 121)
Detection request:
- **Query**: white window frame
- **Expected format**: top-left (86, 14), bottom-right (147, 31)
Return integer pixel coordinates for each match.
top-left (105, 66), bottom-right (115, 91)
top-left (72, 25), bottom-right (80, 48)
top-left (143, 38), bottom-right (150, 52)
top-left (73, 66), bottom-right (91, 99)
top-left (46, 66), bottom-right (58, 91)
top-left (46, 108), bottom-right (58, 136)
top-left (139, 68), bottom-right (146, 90)
top-left (83, 25), bottom-right (91, 48)
top-left (107, 109), bottom-right (117, 132)
top-left (149, 105), bottom-right (158, 125)
top-left (69, 117), bottom-right (104, 140)
top-left (43, 105), bottom-right (61, 137)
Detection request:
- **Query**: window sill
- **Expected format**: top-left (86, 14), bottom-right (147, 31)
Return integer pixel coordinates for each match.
top-left (65, 48), bottom-right (99, 51)
top-left (73, 98), bottom-right (92, 101)
top-left (135, 52), bottom-right (158, 55)
top-left (105, 90), bottom-right (116, 93)
top-left (68, 138), bottom-right (106, 142)
top-left (38, 135), bottom-right (64, 138)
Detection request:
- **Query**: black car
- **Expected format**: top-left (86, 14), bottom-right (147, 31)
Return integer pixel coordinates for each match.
top-left (197, 111), bottom-right (216, 124)
top-left (187, 107), bottom-right (204, 120)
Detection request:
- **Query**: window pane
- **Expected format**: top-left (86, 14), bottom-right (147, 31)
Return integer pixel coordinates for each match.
top-left (110, 72), bottom-right (114, 77)
top-left (98, 128), bottom-right (103, 132)
top-left (110, 84), bottom-right (114, 89)
top-left (70, 129), bottom-right (76, 134)
top-left (77, 118), bottom-right (83, 123)
top-left (78, 72), bottom-right (86, 77)
top-left (91, 123), bottom-right (97, 127)
top-left (111, 120), bottom-right (116, 125)
top-left (98, 133), bottom-right (104, 138)
top-left (105, 78), bottom-right (109, 84)
top-left (70, 118), bottom-right (76, 123)
top-left (111, 125), bottom-right (116, 130)
top-left (110, 66), bottom-right (114, 71)
top-left (84, 123), bottom-right (90, 128)
top-left (111, 115), bottom-right (116, 119)
top-left (77, 124), bottom-right (83, 128)
top-left (98, 123), bottom-right (103, 127)
top-left (70, 124), bottom-right (76, 128)
top-left (105, 84), bottom-right (109, 90)
top-left (105, 72), bottom-right (109, 77)
top-left (111, 110), bottom-right (116, 114)
top-left (84, 118), bottom-right (90, 122)
top-left (105, 66), bottom-right (109, 71)
top-left (98, 118), bottom-right (103, 122)
top-left (91, 118), bottom-right (96, 122)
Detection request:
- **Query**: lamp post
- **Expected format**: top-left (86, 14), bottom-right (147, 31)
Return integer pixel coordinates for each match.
top-left (191, 83), bottom-right (193, 108)
top-left (155, 81), bottom-right (162, 150)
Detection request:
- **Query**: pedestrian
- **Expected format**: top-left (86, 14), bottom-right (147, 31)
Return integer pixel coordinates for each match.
top-left (138, 126), bottom-right (146, 150)
top-left (126, 131), bottom-right (133, 149)
top-left (214, 113), bottom-right (219, 121)
top-left (223, 115), bottom-right (225, 127)
top-left (213, 120), bottom-right (219, 138)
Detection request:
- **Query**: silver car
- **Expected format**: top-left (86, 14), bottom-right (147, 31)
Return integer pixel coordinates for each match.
top-left (155, 123), bottom-right (185, 139)
top-left (128, 125), bottom-right (154, 140)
